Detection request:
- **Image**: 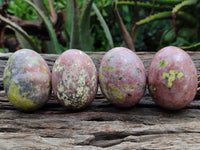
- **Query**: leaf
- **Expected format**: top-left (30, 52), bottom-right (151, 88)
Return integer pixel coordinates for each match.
top-left (132, 0), bottom-right (140, 42)
top-left (116, 1), bottom-right (171, 11)
top-left (181, 42), bottom-right (200, 51)
top-left (172, 0), bottom-right (198, 13)
top-left (15, 30), bottom-right (33, 50)
top-left (92, 3), bottom-right (114, 49)
top-left (25, 0), bottom-right (62, 54)
top-left (65, 0), bottom-right (74, 37)
top-left (70, 0), bottom-right (81, 49)
top-left (144, 0), bottom-right (184, 5)
top-left (0, 48), bottom-right (9, 53)
top-left (0, 15), bottom-right (40, 52)
top-left (48, 0), bottom-right (57, 22)
top-left (0, 0), bottom-right (3, 7)
top-left (80, 0), bottom-right (94, 51)
top-left (113, 2), bottom-right (135, 51)
top-left (81, 0), bottom-right (89, 16)
top-left (136, 11), bottom-right (197, 27)
top-left (33, 0), bottom-right (49, 21)
top-left (136, 11), bottom-right (172, 26)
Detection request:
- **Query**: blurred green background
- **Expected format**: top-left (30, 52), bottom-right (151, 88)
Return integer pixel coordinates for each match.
top-left (0, 0), bottom-right (200, 53)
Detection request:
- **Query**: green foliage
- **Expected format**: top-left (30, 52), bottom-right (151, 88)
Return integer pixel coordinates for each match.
top-left (116, 0), bottom-right (200, 51)
top-left (0, 48), bottom-right (9, 53)
top-left (51, 0), bottom-right (66, 11)
top-left (8, 0), bottom-right (38, 20)
top-left (117, 1), bottom-right (171, 11)
top-left (65, 0), bottom-right (73, 37)
top-left (136, 11), bottom-right (197, 27)
top-left (24, 0), bottom-right (62, 54)
top-left (172, 0), bottom-right (198, 13)
top-left (32, 0), bottom-right (49, 21)
top-left (92, 3), bottom-right (113, 49)
top-left (69, 0), bottom-right (81, 49)
top-left (0, 15), bottom-right (40, 52)
top-left (145, 0), bottom-right (184, 5)
top-left (80, 0), bottom-right (94, 51)
top-left (67, 0), bottom-right (114, 51)
top-left (2, 0), bottom-right (200, 52)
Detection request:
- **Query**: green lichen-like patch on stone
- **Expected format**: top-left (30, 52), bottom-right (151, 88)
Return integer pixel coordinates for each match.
top-left (149, 84), bottom-right (156, 91)
top-left (43, 65), bottom-right (47, 74)
top-left (99, 73), bottom-right (103, 80)
top-left (107, 66), bottom-right (115, 71)
top-left (54, 60), bottom-right (64, 72)
top-left (25, 56), bottom-right (39, 65)
top-left (122, 85), bottom-right (127, 90)
top-left (113, 88), bottom-right (119, 96)
top-left (102, 66), bottom-right (115, 72)
top-left (170, 70), bottom-right (178, 74)
top-left (162, 72), bottom-right (169, 79)
top-left (3, 67), bottom-right (11, 88)
top-left (57, 67), bottom-right (94, 109)
top-left (8, 80), bottom-right (38, 110)
top-left (109, 84), bottom-right (115, 89)
top-left (158, 60), bottom-right (168, 68)
top-left (177, 72), bottom-right (184, 79)
top-left (136, 68), bottom-right (142, 73)
top-left (111, 88), bottom-right (125, 103)
top-left (108, 55), bottom-right (114, 61)
top-left (109, 56), bottom-right (114, 59)
top-left (130, 85), bottom-right (136, 91)
top-left (162, 70), bottom-right (184, 88)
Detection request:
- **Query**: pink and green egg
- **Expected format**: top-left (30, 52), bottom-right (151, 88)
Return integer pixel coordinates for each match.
top-left (99, 47), bottom-right (146, 107)
top-left (148, 46), bottom-right (198, 110)
top-left (52, 49), bottom-right (98, 110)
top-left (3, 49), bottom-right (51, 111)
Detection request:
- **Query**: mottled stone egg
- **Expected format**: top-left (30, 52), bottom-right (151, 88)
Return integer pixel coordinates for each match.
top-left (99, 47), bottom-right (146, 107)
top-left (52, 49), bottom-right (98, 110)
top-left (148, 46), bottom-right (198, 110)
top-left (3, 49), bottom-right (51, 111)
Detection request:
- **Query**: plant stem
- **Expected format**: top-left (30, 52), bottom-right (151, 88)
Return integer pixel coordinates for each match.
top-left (113, 2), bottom-right (135, 51)
top-left (136, 11), bottom-right (197, 27)
top-left (70, 0), bottom-right (81, 49)
top-left (25, 0), bottom-right (62, 54)
top-left (92, 3), bottom-right (114, 49)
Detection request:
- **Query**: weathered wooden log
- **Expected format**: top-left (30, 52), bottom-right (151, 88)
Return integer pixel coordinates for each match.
top-left (1, 51), bottom-right (200, 94)
top-left (0, 51), bottom-right (200, 149)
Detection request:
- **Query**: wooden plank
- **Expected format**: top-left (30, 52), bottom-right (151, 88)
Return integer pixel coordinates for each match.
top-left (0, 52), bottom-right (200, 149)
top-left (1, 51), bottom-right (200, 95)
top-left (1, 89), bottom-right (200, 149)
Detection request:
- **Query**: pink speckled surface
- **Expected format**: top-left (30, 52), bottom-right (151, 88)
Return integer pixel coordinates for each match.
top-left (52, 49), bottom-right (98, 110)
top-left (148, 46), bottom-right (198, 110)
top-left (99, 47), bottom-right (146, 107)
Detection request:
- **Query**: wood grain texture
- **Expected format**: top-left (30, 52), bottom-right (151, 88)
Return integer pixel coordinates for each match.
top-left (0, 51), bottom-right (200, 149)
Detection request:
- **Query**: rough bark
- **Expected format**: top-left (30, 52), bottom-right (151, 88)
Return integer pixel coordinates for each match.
top-left (0, 52), bottom-right (200, 149)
